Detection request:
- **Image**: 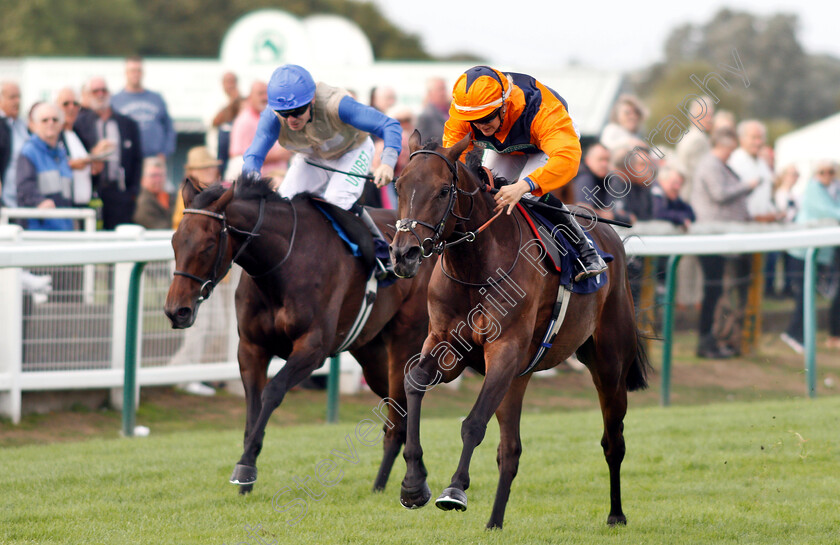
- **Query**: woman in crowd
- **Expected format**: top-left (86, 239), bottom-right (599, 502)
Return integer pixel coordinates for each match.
top-left (600, 94), bottom-right (647, 151)
top-left (781, 160), bottom-right (840, 353)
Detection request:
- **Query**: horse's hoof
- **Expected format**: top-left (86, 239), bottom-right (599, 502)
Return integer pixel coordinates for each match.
top-left (229, 464), bottom-right (257, 485)
top-left (607, 513), bottom-right (627, 526)
top-left (435, 487), bottom-right (467, 512)
top-left (399, 482), bottom-right (431, 509)
top-left (238, 483), bottom-right (254, 495)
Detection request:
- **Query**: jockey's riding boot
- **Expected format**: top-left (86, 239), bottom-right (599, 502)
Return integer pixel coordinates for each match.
top-left (538, 194), bottom-right (608, 282)
top-left (353, 204), bottom-right (395, 280)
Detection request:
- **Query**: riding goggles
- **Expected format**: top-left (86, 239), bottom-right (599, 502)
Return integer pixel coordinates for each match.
top-left (471, 107), bottom-right (502, 125)
top-left (275, 103), bottom-right (310, 118)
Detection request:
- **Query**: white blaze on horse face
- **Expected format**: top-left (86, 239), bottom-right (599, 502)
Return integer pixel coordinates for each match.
top-left (409, 188), bottom-right (416, 216)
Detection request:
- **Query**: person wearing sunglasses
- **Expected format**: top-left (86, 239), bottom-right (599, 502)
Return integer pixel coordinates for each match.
top-left (443, 66), bottom-right (606, 281)
top-left (73, 76), bottom-right (143, 230)
top-left (242, 64), bottom-right (403, 278)
top-left (16, 102), bottom-right (74, 231)
top-left (55, 87), bottom-right (111, 208)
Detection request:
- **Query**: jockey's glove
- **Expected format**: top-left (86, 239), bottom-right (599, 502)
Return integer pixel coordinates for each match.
top-left (373, 164), bottom-right (395, 188)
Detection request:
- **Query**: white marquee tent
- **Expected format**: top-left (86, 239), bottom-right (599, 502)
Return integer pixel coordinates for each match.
top-left (775, 111), bottom-right (840, 192)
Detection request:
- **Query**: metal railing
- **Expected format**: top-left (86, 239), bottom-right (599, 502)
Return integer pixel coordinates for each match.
top-left (0, 223), bottom-right (354, 431)
top-left (2, 207), bottom-right (98, 303)
top-left (1, 219), bottom-right (839, 431)
top-left (622, 221), bottom-right (840, 405)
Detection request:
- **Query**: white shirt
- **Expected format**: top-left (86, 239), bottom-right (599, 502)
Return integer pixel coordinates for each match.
top-left (727, 148), bottom-right (776, 218)
top-left (599, 122), bottom-right (638, 151)
top-left (62, 130), bottom-right (93, 205)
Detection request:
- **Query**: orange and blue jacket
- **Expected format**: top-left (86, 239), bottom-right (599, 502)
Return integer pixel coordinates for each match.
top-left (443, 73), bottom-right (581, 196)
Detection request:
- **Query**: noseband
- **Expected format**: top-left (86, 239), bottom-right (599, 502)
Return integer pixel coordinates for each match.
top-left (396, 150), bottom-right (523, 288)
top-left (173, 198), bottom-right (266, 302)
top-left (395, 149), bottom-right (480, 259)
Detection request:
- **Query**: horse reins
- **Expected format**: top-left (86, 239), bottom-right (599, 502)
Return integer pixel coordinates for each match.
top-left (396, 150), bottom-right (501, 258)
top-left (174, 196), bottom-right (268, 302)
top-left (396, 151), bottom-right (523, 287)
top-left (249, 198), bottom-right (297, 279)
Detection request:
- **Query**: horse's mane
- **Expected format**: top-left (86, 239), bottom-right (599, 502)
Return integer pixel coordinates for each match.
top-left (233, 174), bottom-right (285, 202)
top-left (188, 174), bottom-right (288, 210)
top-left (419, 142), bottom-right (511, 189)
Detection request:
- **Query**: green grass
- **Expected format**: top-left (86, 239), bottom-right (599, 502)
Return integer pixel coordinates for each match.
top-left (2, 397), bottom-right (839, 544)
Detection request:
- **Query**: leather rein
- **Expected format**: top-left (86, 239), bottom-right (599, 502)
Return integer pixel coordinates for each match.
top-left (395, 150), bottom-right (521, 288)
top-left (395, 150), bottom-right (504, 257)
top-left (173, 196), bottom-right (295, 302)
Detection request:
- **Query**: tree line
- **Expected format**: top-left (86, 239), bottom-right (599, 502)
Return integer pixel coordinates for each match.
top-left (634, 9), bottom-right (840, 137)
top-left (0, 0), bottom-right (434, 61)
top-left (2, 3), bottom-right (836, 132)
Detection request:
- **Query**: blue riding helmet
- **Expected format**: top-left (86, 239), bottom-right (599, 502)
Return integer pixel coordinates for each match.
top-left (267, 64), bottom-right (316, 111)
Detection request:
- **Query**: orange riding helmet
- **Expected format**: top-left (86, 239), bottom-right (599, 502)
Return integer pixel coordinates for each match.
top-left (449, 66), bottom-right (513, 122)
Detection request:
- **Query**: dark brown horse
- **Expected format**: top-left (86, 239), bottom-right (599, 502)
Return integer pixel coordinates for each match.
top-left (164, 175), bottom-right (434, 494)
top-left (389, 133), bottom-right (652, 529)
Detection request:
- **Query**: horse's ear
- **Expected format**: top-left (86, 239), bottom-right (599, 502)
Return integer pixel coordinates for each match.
top-left (181, 177), bottom-right (201, 208)
top-left (209, 181), bottom-right (236, 212)
top-left (443, 134), bottom-right (471, 164)
top-left (408, 129), bottom-right (422, 154)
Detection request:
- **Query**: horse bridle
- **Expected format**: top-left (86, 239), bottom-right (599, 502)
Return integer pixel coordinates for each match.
top-left (395, 149), bottom-right (480, 259)
top-left (396, 149), bottom-right (525, 288)
top-left (173, 197), bottom-right (267, 302)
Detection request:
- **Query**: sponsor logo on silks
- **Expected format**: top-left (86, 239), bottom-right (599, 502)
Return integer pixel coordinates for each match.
top-left (345, 151), bottom-right (370, 187)
top-left (253, 30), bottom-right (287, 64)
top-left (473, 140), bottom-right (539, 154)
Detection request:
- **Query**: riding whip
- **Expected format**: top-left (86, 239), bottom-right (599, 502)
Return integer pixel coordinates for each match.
top-left (304, 159), bottom-right (375, 180)
top-left (484, 187), bottom-right (633, 228)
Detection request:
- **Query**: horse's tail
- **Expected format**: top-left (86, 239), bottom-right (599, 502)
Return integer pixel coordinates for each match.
top-left (626, 329), bottom-right (654, 392)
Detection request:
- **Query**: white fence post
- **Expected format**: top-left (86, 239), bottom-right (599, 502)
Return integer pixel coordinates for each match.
top-left (0, 224), bottom-right (23, 423)
top-left (109, 225), bottom-right (146, 410)
top-left (0, 207), bottom-right (98, 304)
top-left (82, 212), bottom-right (97, 305)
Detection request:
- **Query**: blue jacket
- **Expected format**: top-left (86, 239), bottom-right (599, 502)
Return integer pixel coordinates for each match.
top-left (651, 183), bottom-right (696, 226)
top-left (243, 94), bottom-right (402, 175)
top-left (111, 89), bottom-right (176, 157)
top-left (16, 135), bottom-right (74, 231)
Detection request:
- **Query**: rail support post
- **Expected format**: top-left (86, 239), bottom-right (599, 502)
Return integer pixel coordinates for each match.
top-left (803, 248), bottom-right (818, 398)
top-left (661, 254), bottom-right (682, 407)
top-left (122, 261), bottom-right (147, 437)
top-left (326, 355), bottom-right (341, 423)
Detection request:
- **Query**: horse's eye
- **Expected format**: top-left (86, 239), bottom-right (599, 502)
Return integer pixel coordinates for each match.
top-left (200, 242), bottom-right (216, 256)
top-left (438, 186), bottom-right (450, 198)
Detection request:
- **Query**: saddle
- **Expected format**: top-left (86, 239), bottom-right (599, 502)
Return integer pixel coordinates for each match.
top-left (516, 202), bottom-right (613, 295)
top-left (308, 197), bottom-right (389, 353)
top-left (309, 197), bottom-right (395, 287)
top-left (310, 198), bottom-right (376, 269)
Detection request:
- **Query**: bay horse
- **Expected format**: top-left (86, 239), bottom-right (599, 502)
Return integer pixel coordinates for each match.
top-left (164, 175), bottom-right (434, 494)
top-left (389, 132), bottom-right (652, 529)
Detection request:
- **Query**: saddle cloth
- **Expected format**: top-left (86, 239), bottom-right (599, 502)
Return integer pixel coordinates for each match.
top-left (310, 198), bottom-right (395, 288)
top-left (516, 203), bottom-right (613, 295)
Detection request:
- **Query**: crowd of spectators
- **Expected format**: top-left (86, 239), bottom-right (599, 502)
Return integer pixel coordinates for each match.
top-left (2, 62), bottom-right (838, 362)
top-left (561, 92), bottom-right (840, 358)
top-left (0, 62), bottom-right (453, 233)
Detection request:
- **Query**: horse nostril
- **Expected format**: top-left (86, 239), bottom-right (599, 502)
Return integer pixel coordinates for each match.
top-left (405, 246), bottom-right (421, 262)
top-left (176, 307), bottom-right (191, 319)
